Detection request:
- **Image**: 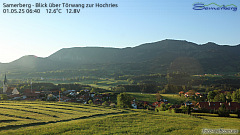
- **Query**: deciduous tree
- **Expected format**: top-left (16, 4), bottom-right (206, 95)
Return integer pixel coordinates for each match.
top-left (219, 93), bottom-right (226, 102)
top-left (117, 93), bottom-right (132, 108)
top-left (207, 91), bottom-right (216, 102)
top-left (232, 89), bottom-right (240, 103)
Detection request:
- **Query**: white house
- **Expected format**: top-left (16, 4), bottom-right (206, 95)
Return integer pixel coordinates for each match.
top-left (12, 88), bottom-right (20, 95)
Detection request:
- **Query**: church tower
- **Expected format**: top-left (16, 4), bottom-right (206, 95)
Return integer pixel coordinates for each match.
top-left (3, 74), bottom-right (8, 94)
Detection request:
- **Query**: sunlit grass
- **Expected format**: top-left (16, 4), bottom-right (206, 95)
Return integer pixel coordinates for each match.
top-left (35, 78), bottom-right (129, 90)
top-left (0, 101), bottom-right (239, 135)
top-left (127, 93), bottom-right (186, 104)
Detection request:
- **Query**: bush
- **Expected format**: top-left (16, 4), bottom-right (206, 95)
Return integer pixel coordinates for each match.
top-left (102, 101), bottom-right (109, 106)
top-left (155, 104), bottom-right (167, 112)
top-left (166, 103), bottom-right (172, 109)
top-left (218, 104), bottom-right (230, 117)
top-left (174, 109), bottom-right (182, 113)
top-left (180, 105), bottom-right (187, 113)
top-left (198, 108), bottom-right (209, 113)
top-left (237, 110), bottom-right (240, 118)
top-left (168, 109), bottom-right (172, 113)
top-left (171, 109), bottom-right (176, 113)
top-left (0, 94), bottom-right (8, 100)
top-left (88, 100), bottom-right (93, 104)
top-left (159, 103), bottom-right (167, 111)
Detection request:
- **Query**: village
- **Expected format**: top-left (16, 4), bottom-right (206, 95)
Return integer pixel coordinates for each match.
top-left (1, 74), bottom-right (240, 117)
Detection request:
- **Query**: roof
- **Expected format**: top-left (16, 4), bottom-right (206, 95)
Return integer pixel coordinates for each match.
top-left (139, 101), bottom-right (149, 103)
top-left (24, 93), bottom-right (40, 97)
top-left (3, 74), bottom-right (7, 84)
top-left (12, 88), bottom-right (19, 95)
top-left (179, 91), bottom-right (185, 94)
top-left (94, 95), bottom-right (103, 98)
top-left (195, 92), bottom-right (201, 95)
top-left (102, 93), bottom-right (110, 96)
top-left (152, 101), bottom-right (169, 107)
top-left (24, 89), bottom-right (35, 94)
top-left (6, 87), bottom-right (13, 94)
top-left (197, 102), bottom-right (240, 111)
top-left (61, 96), bottom-right (71, 100)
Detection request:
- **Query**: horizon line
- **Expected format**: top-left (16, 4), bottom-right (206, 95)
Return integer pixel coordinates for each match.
top-left (0, 39), bottom-right (239, 64)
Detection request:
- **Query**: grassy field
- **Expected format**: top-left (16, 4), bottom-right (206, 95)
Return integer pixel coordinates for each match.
top-left (161, 94), bottom-right (186, 104)
top-left (37, 78), bottom-right (129, 90)
top-left (128, 93), bottom-right (186, 104)
top-left (0, 101), bottom-right (239, 135)
top-left (73, 79), bottom-right (129, 90)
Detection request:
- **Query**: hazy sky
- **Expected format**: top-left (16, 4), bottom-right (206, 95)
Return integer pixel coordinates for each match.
top-left (0, 0), bottom-right (240, 63)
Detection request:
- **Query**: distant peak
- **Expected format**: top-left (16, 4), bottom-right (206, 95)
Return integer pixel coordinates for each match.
top-left (207, 42), bottom-right (217, 44)
top-left (164, 39), bottom-right (187, 42)
top-left (159, 39), bottom-right (195, 45)
top-left (203, 42), bottom-right (218, 45)
top-left (22, 55), bottom-right (37, 57)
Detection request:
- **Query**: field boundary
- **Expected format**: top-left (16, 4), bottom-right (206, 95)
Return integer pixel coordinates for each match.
top-left (0, 110), bottom-right (129, 131)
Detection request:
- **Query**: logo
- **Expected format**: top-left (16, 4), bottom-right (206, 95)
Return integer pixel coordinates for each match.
top-left (193, 2), bottom-right (237, 11)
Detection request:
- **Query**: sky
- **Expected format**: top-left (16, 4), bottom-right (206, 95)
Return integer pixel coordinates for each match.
top-left (0, 0), bottom-right (240, 63)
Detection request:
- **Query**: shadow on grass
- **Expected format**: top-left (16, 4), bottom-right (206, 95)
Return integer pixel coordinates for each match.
top-left (191, 113), bottom-right (239, 119)
top-left (0, 120), bottom-right (18, 123)
top-left (0, 106), bottom-right (59, 118)
top-left (0, 110), bottom-right (130, 131)
top-left (0, 113), bottom-right (37, 120)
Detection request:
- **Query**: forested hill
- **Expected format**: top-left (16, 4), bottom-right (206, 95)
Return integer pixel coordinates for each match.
top-left (1, 39), bottom-right (240, 77)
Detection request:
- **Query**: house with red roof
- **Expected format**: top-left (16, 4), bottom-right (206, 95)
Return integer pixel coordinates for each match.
top-left (179, 91), bottom-right (185, 96)
top-left (6, 87), bottom-right (20, 95)
top-left (152, 101), bottom-right (169, 108)
top-left (196, 102), bottom-right (240, 112)
top-left (94, 99), bottom-right (102, 105)
top-left (22, 89), bottom-right (41, 100)
top-left (195, 92), bottom-right (202, 97)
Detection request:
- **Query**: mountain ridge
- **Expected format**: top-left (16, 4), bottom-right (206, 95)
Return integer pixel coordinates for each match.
top-left (1, 39), bottom-right (240, 77)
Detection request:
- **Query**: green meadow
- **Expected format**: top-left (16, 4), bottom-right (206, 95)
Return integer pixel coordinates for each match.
top-left (0, 101), bottom-right (239, 135)
top-left (36, 78), bottom-right (129, 90)
top-left (128, 93), bottom-right (186, 104)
